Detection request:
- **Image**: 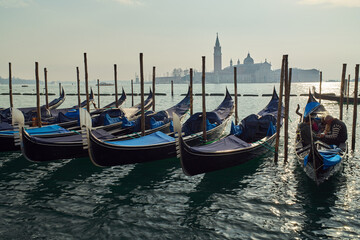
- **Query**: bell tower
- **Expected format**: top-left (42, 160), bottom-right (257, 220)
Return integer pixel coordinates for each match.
top-left (213, 33), bottom-right (222, 73)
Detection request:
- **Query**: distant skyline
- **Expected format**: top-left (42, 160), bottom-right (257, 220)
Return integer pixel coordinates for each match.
top-left (0, 0), bottom-right (359, 82)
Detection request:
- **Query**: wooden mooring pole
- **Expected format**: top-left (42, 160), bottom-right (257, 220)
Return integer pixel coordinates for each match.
top-left (202, 56), bottom-right (207, 142)
top-left (152, 66), bottom-right (156, 111)
top-left (319, 71), bottom-right (322, 104)
top-left (139, 53), bottom-right (145, 136)
top-left (234, 67), bottom-right (238, 125)
top-left (284, 67), bottom-right (292, 163)
top-left (44, 68), bottom-right (49, 109)
top-left (9, 62), bottom-right (13, 108)
top-left (190, 68), bottom-right (193, 115)
top-left (84, 53), bottom-right (90, 112)
top-left (339, 64), bottom-right (347, 120)
top-left (171, 80), bottom-right (174, 97)
top-left (35, 62), bottom-right (42, 127)
top-left (97, 79), bottom-right (100, 108)
top-left (274, 55), bottom-right (286, 163)
top-left (347, 74), bottom-right (350, 110)
top-left (76, 67), bottom-right (81, 108)
top-left (131, 79), bottom-right (134, 106)
top-left (114, 64), bottom-right (118, 108)
top-left (59, 83), bottom-right (61, 96)
top-left (351, 64), bottom-right (359, 152)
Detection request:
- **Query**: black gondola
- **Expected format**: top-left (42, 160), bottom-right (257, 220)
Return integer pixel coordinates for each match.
top-left (1, 89), bottom-right (145, 153)
top-left (174, 88), bottom-right (281, 176)
top-left (20, 89), bottom-right (184, 162)
top-left (87, 88), bottom-right (234, 167)
top-left (0, 88), bottom-right (66, 125)
top-left (295, 91), bottom-right (347, 185)
top-left (90, 88), bottom-right (127, 115)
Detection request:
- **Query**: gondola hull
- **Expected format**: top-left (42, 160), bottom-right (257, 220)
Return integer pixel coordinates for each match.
top-left (88, 117), bottom-right (231, 167)
top-left (20, 88), bottom-right (189, 161)
top-left (295, 91), bottom-right (347, 184)
top-left (21, 127), bottom-right (86, 162)
top-left (313, 89), bottom-right (357, 104)
top-left (0, 134), bottom-right (19, 152)
top-left (295, 140), bottom-right (346, 184)
top-left (179, 134), bottom-right (276, 176)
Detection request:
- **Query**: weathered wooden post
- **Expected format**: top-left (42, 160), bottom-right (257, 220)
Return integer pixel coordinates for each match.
top-left (59, 83), bottom-right (61, 96)
top-left (339, 64), bottom-right (347, 120)
top-left (319, 71), bottom-right (322, 104)
top-left (347, 74), bottom-right (350, 110)
top-left (84, 53), bottom-right (90, 112)
top-left (44, 68), bottom-right (49, 109)
top-left (274, 55), bottom-right (286, 163)
top-left (284, 67), bottom-right (292, 163)
top-left (35, 62), bottom-right (42, 127)
top-left (76, 67), bottom-right (81, 108)
top-left (234, 67), bottom-right (238, 125)
top-left (139, 53), bottom-right (145, 136)
top-left (97, 79), bottom-right (100, 108)
top-left (171, 80), bottom-right (174, 97)
top-left (190, 68), bottom-right (193, 115)
top-left (114, 64), bottom-right (118, 108)
top-left (9, 62), bottom-right (13, 108)
top-left (152, 66), bottom-right (156, 111)
top-left (351, 64), bottom-right (359, 152)
top-left (201, 56), bottom-right (207, 142)
top-left (131, 79), bottom-right (134, 106)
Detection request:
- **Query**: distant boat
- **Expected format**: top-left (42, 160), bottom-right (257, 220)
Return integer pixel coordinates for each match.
top-left (96, 82), bottom-right (114, 86)
top-left (313, 87), bottom-right (358, 104)
top-left (21, 85), bottom-right (28, 87)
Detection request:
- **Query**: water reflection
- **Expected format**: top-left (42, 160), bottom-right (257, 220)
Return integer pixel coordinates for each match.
top-left (182, 155), bottom-right (266, 229)
top-left (294, 162), bottom-right (345, 239)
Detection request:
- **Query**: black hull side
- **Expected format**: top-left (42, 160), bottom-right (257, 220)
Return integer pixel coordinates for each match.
top-left (89, 118), bottom-right (230, 167)
top-left (179, 134), bottom-right (276, 176)
top-left (21, 128), bottom-right (86, 162)
top-left (0, 134), bottom-right (19, 152)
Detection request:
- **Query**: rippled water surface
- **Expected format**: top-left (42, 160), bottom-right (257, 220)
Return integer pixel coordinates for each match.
top-left (1, 82), bottom-right (360, 239)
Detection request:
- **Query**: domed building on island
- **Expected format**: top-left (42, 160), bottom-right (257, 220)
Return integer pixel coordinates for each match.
top-left (155, 34), bottom-right (320, 84)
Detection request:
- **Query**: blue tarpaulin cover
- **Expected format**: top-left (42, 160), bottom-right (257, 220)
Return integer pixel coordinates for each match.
top-left (304, 101), bottom-right (320, 118)
top-left (304, 148), bottom-right (342, 169)
top-left (106, 131), bottom-right (175, 146)
top-left (0, 125), bottom-right (69, 135)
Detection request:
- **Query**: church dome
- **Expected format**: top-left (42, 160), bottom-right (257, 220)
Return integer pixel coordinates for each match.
top-left (244, 53), bottom-right (254, 65)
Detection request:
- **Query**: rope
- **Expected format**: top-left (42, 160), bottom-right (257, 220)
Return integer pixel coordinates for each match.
top-left (255, 139), bottom-right (276, 153)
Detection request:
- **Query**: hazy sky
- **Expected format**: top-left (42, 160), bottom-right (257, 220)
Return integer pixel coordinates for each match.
top-left (0, 0), bottom-right (359, 82)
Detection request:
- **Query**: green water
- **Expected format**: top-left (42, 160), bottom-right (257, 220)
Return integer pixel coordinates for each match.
top-left (0, 82), bottom-right (359, 239)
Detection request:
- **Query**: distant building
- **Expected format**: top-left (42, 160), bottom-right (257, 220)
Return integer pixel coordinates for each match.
top-left (156, 34), bottom-right (320, 84)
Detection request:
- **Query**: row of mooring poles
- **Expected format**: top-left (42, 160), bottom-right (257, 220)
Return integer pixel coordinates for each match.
top-left (84, 53), bottom-right (90, 113)
top-left (190, 68), bottom-right (193, 115)
top-left (339, 64), bottom-right (347, 120)
top-left (347, 74), bottom-right (350, 110)
top-left (153, 66), bottom-right (156, 111)
top-left (274, 56), bottom-right (285, 163)
top-left (201, 56), bottom-right (207, 142)
top-left (9, 63), bottom-right (13, 108)
top-left (114, 64), bottom-right (119, 108)
top-left (97, 79), bottom-right (100, 108)
top-left (234, 67), bottom-right (238, 125)
top-left (274, 54), bottom-right (292, 163)
top-left (139, 53), bottom-right (145, 136)
top-left (35, 62), bottom-right (42, 127)
top-left (44, 68), bottom-right (49, 109)
top-left (319, 71), bottom-right (322, 104)
top-left (131, 79), bottom-right (134, 106)
top-left (351, 64), bottom-right (359, 152)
